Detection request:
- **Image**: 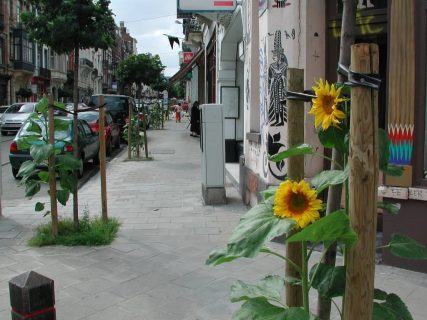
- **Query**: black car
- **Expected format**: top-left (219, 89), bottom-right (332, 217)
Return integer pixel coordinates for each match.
top-left (89, 94), bottom-right (135, 131)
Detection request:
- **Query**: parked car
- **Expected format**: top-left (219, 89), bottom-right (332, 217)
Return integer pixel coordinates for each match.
top-left (78, 110), bottom-right (120, 156)
top-left (89, 94), bottom-right (135, 132)
top-left (0, 102), bottom-right (36, 136)
top-left (9, 117), bottom-right (100, 179)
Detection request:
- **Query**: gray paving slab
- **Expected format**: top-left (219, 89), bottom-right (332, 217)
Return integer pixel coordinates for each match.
top-left (0, 119), bottom-right (426, 319)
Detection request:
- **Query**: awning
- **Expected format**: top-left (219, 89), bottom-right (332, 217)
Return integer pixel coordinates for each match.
top-left (169, 48), bottom-right (204, 84)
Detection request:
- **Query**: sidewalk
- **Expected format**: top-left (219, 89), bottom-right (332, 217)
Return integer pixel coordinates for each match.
top-left (0, 119), bottom-right (426, 319)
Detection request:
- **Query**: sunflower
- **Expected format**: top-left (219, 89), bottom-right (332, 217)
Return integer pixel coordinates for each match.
top-left (309, 79), bottom-right (346, 130)
top-left (273, 180), bottom-right (322, 229)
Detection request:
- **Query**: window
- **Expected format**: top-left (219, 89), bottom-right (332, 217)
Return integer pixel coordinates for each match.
top-left (81, 121), bottom-right (93, 136)
top-left (16, 0), bottom-right (21, 23)
top-left (9, 0), bottom-right (12, 17)
top-left (50, 49), bottom-right (55, 69)
top-left (43, 48), bottom-right (47, 68)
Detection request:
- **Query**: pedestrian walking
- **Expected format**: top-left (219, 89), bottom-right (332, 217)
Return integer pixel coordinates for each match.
top-left (190, 101), bottom-right (200, 137)
top-left (174, 103), bottom-right (182, 123)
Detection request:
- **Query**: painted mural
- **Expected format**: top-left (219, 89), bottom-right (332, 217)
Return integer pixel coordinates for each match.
top-left (267, 131), bottom-right (287, 180)
top-left (268, 30), bottom-right (288, 126)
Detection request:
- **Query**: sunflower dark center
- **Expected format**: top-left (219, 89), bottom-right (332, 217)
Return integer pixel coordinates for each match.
top-left (290, 193), bottom-right (308, 214)
top-left (321, 95), bottom-right (335, 114)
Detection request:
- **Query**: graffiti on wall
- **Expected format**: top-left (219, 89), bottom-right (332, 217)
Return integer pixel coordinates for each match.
top-left (268, 30), bottom-right (288, 126)
top-left (273, 0), bottom-right (291, 8)
top-left (332, 12), bottom-right (384, 39)
top-left (267, 131), bottom-right (287, 180)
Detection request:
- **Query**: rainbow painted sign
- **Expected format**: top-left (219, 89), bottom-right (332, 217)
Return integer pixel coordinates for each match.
top-left (178, 0), bottom-right (237, 12)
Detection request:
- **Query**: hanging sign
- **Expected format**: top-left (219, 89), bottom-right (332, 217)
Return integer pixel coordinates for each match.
top-left (183, 52), bottom-right (194, 63)
top-left (178, 0), bottom-right (237, 12)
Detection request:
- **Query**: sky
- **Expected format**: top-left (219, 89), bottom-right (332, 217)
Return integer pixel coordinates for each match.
top-left (109, 0), bottom-right (183, 77)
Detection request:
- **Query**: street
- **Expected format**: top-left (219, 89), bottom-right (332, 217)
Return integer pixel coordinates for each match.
top-left (0, 134), bottom-right (124, 201)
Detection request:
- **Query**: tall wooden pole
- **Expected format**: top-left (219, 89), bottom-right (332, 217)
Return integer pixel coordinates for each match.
top-left (285, 68), bottom-right (304, 307)
top-left (318, 1), bottom-right (357, 318)
top-left (98, 95), bottom-right (108, 222)
top-left (343, 43), bottom-right (379, 320)
top-left (48, 95), bottom-right (58, 237)
top-left (143, 115), bottom-right (148, 159)
top-left (127, 99), bottom-right (132, 160)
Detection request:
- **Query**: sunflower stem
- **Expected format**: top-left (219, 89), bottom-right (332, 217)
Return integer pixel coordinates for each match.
top-left (313, 152), bottom-right (344, 170)
top-left (302, 241), bottom-right (310, 313)
top-left (261, 247), bottom-right (303, 274)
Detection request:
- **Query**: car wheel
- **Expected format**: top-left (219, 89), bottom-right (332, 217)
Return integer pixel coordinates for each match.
top-left (1, 130), bottom-right (7, 136)
top-left (77, 156), bottom-right (84, 178)
top-left (106, 138), bottom-right (112, 156)
top-left (12, 167), bottom-right (20, 179)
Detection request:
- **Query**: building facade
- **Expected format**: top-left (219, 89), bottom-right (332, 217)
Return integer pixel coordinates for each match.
top-left (172, 0), bottom-right (427, 273)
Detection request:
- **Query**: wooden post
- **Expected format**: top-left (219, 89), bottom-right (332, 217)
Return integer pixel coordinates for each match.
top-left (143, 114), bottom-right (149, 159)
top-left (98, 95), bottom-right (108, 222)
top-left (127, 99), bottom-right (132, 160)
top-left (48, 95), bottom-right (58, 237)
top-left (343, 43), bottom-right (379, 320)
top-left (285, 68), bottom-right (304, 307)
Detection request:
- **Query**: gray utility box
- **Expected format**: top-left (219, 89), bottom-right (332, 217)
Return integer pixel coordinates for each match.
top-left (200, 104), bottom-right (226, 204)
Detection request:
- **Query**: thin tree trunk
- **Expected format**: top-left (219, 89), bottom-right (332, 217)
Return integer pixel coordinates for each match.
top-left (72, 47), bottom-right (80, 229)
top-left (317, 1), bottom-right (357, 319)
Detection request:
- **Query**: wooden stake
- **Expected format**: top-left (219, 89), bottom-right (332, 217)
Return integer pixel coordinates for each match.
top-left (98, 95), bottom-right (108, 222)
top-left (143, 113), bottom-right (148, 159)
top-left (127, 99), bottom-right (132, 160)
top-left (343, 43), bottom-right (379, 320)
top-left (48, 95), bottom-right (58, 237)
top-left (285, 68), bottom-right (304, 307)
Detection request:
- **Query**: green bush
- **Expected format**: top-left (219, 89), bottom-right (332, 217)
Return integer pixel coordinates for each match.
top-left (28, 216), bottom-right (120, 246)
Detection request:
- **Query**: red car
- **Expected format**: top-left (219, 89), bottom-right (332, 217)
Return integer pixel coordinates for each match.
top-left (78, 110), bottom-right (120, 156)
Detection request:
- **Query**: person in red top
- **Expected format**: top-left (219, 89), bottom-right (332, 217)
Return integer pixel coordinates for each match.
top-left (174, 103), bottom-right (182, 123)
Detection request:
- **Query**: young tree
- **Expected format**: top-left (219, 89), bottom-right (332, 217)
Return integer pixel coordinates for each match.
top-left (117, 53), bottom-right (165, 98)
top-left (22, 0), bottom-right (116, 227)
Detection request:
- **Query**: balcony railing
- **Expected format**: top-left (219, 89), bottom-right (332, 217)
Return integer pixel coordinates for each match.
top-left (13, 61), bottom-right (35, 73)
top-left (39, 67), bottom-right (51, 79)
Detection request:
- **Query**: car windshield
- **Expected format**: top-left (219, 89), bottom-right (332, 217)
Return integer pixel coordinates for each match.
top-left (6, 103), bottom-right (33, 113)
top-left (20, 120), bottom-right (71, 140)
top-left (91, 96), bottom-right (127, 111)
top-left (78, 112), bottom-right (99, 123)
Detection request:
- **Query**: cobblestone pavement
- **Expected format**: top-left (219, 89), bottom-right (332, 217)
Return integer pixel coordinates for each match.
top-left (1, 119), bottom-right (426, 319)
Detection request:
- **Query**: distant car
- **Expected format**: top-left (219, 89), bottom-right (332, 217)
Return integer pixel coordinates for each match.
top-left (65, 102), bottom-right (89, 113)
top-left (9, 117), bottom-right (100, 179)
top-left (0, 102), bottom-right (36, 136)
top-left (78, 110), bottom-right (121, 156)
top-left (89, 94), bottom-right (135, 132)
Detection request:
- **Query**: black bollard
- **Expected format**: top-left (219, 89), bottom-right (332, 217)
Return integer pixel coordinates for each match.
top-left (9, 271), bottom-right (55, 320)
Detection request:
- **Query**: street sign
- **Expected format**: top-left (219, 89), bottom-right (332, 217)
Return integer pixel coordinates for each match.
top-left (178, 0), bottom-right (237, 12)
top-left (183, 52), bottom-right (194, 63)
